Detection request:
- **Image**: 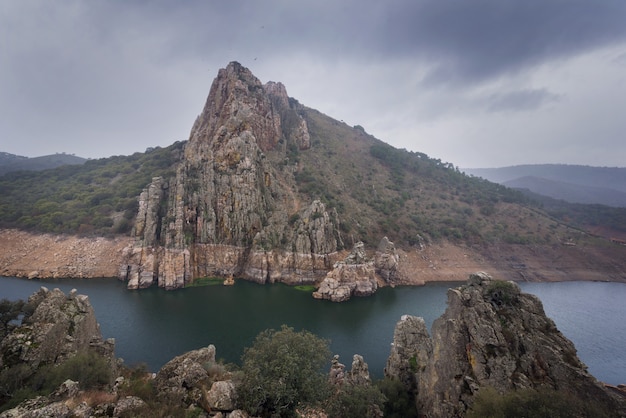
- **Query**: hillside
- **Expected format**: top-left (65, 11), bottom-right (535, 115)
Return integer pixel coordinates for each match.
top-left (0, 152), bottom-right (87, 175)
top-left (1, 63), bottom-right (625, 290)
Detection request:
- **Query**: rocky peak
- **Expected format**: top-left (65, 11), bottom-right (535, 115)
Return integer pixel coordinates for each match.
top-left (186, 61), bottom-right (282, 158)
top-left (121, 62), bottom-right (341, 290)
top-left (385, 272), bottom-right (626, 417)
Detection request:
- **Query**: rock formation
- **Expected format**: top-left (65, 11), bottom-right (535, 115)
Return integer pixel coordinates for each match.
top-left (0, 287), bottom-right (115, 373)
top-left (385, 272), bottom-right (626, 417)
top-left (313, 238), bottom-right (399, 301)
top-left (121, 62), bottom-right (346, 290)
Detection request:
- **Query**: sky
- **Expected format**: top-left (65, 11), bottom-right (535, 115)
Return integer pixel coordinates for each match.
top-left (1, 1), bottom-right (626, 168)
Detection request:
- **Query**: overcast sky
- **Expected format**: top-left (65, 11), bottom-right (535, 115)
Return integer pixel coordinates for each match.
top-left (2, 1), bottom-right (626, 168)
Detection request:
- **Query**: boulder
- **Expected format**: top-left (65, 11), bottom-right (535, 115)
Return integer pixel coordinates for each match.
top-left (154, 344), bottom-right (217, 407)
top-left (206, 380), bottom-right (236, 411)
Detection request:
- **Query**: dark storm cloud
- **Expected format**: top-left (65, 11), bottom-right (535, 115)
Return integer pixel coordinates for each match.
top-left (150, 0), bottom-right (626, 85)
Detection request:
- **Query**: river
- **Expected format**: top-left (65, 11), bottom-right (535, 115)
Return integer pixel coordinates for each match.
top-left (1, 276), bottom-right (624, 385)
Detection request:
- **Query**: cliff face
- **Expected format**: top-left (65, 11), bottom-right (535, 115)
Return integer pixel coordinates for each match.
top-left (385, 272), bottom-right (626, 417)
top-left (121, 62), bottom-right (345, 290)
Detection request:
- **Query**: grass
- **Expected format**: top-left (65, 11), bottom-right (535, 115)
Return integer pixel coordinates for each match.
top-left (294, 285), bottom-right (316, 292)
top-left (187, 277), bottom-right (226, 287)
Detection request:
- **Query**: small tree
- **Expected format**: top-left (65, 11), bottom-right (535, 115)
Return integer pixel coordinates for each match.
top-left (236, 325), bottom-right (332, 418)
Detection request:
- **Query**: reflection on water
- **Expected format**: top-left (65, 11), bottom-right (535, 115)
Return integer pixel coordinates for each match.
top-left (2, 276), bottom-right (625, 384)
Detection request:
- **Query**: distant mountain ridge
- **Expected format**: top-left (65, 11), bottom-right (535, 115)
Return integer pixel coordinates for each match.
top-left (464, 164), bottom-right (626, 207)
top-left (0, 151), bottom-right (87, 175)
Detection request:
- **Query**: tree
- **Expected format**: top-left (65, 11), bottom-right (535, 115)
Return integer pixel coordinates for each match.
top-left (236, 325), bottom-right (332, 418)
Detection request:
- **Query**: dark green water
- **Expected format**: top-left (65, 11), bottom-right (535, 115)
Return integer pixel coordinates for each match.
top-left (0, 276), bottom-right (455, 378)
top-left (2, 277), bottom-right (625, 384)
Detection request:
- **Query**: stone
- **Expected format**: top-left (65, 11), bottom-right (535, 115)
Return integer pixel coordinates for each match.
top-left (346, 354), bottom-right (371, 386)
top-left (0, 287), bottom-right (116, 374)
top-left (207, 380), bottom-right (236, 411)
top-left (113, 396), bottom-right (147, 417)
top-left (313, 242), bottom-right (378, 302)
top-left (329, 354), bottom-right (346, 385)
top-left (385, 272), bottom-right (626, 417)
top-left (155, 345), bottom-right (216, 406)
top-left (374, 236), bottom-right (399, 283)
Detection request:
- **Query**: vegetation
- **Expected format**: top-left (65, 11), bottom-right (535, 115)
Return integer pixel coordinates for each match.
top-left (0, 103), bottom-right (618, 250)
top-left (0, 143), bottom-right (183, 236)
top-left (284, 107), bottom-right (587, 247)
top-left (236, 325), bottom-right (332, 417)
top-left (467, 386), bottom-right (614, 418)
top-left (0, 349), bottom-right (112, 412)
top-left (186, 277), bottom-right (225, 287)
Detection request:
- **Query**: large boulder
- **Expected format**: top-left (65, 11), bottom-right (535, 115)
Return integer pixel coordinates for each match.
top-left (154, 344), bottom-right (235, 411)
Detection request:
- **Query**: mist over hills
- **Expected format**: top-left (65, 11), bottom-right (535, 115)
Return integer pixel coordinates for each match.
top-left (464, 165), bottom-right (626, 207)
top-left (0, 151), bottom-right (86, 176)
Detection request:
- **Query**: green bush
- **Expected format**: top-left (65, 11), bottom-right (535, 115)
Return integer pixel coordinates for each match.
top-left (236, 325), bottom-right (332, 417)
top-left (325, 383), bottom-right (386, 418)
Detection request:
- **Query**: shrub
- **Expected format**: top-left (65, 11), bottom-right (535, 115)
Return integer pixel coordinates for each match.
top-left (325, 383), bottom-right (386, 418)
top-left (236, 325), bottom-right (332, 417)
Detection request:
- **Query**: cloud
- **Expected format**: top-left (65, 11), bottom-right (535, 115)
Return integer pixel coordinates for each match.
top-left (1, 1), bottom-right (626, 168)
top-left (485, 89), bottom-right (561, 113)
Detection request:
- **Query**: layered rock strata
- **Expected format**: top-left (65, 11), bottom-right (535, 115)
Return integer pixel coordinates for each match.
top-left (385, 272), bottom-right (626, 417)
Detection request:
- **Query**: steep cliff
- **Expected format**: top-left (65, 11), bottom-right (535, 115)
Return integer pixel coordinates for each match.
top-left (385, 272), bottom-right (626, 417)
top-left (120, 62), bottom-right (348, 290)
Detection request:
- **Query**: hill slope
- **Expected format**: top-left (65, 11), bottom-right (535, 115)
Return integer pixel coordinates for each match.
top-left (1, 63), bottom-right (625, 290)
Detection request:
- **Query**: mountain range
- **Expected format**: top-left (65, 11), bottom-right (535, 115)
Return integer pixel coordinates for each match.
top-left (0, 62), bottom-right (625, 294)
top-left (464, 165), bottom-right (626, 207)
top-left (0, 151), bottom-right (86, 176)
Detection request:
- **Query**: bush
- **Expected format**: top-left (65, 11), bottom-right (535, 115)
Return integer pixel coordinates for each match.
top-left (236, 325), bottom-right (332, 417)
top-left (325, 383), bottom-right (386, 418)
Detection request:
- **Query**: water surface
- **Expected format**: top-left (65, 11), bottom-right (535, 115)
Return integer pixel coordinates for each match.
top-left (2, 277), bottom-right (624, 384)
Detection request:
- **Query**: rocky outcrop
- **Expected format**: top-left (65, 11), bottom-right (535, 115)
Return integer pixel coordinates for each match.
top-left (313, 237), bottom-right (399, 302)
top-left (120, 62), bottom-right (346, 290)
top-left (385, 272), bottom-right (626, 417)
top-left (313, 241), bottom-right (379, 302)
top-left (374, 236), bottom-right (400, 283)
top-left (329, 354), bottom-right (372, 386)
top-left (0, 287), bottom-right (115, 372)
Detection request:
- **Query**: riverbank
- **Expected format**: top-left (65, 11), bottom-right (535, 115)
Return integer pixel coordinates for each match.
top-left (1, 228), bottom-right (625, 285)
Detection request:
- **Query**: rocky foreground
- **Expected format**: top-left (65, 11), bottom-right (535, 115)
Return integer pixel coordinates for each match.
top-left (1, 272), bottom-right (625, 417)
